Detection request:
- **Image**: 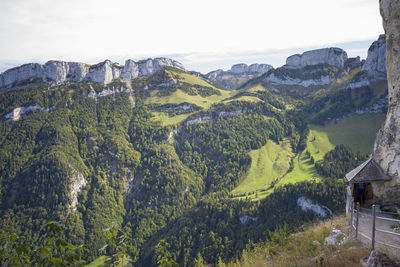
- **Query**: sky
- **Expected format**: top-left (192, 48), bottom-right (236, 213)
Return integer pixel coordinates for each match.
top-left (0, 0), bottom-right (383, 74)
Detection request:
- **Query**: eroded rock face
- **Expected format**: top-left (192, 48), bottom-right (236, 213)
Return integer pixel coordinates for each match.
top-left (226, 63), bottom-right (273, 74)
top-left (263, 71), bottom-right (334, 87)
top-left (362, 35), bottom-right (387, 78)
top-left (0, 63), bottom-right (44, 88)
top-left (286, 47), bottom-right (348, 69)
top-left (86, 60), bottom-right (121, 84)
top-left (68, 171), bottom-right (86, 212)
top-left (138, 57), bottom-right (185, 76)
top-left (0, 57), bottom-right (185, 89)
top-left (372, 0), bottom-right (400, 205)
top-left (229, 63), bottom-right (249, 74)
top-left (120, 59), bottom-right (139, 80)
top-left (44, 61), bottom-right (89, 84)
top-left (206, 63), bottom-right (273, 89)
top-left (248, 63), bottom-right (273, 74)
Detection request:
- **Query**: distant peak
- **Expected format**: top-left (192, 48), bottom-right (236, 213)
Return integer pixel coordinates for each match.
top-left (0, 57), bottom-right (185, 89)
top-left (285, 47), bottom-right (348, 69)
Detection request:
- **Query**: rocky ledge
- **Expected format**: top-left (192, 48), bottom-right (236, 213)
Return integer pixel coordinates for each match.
top-left (0, 57), bottom-right (185, 89)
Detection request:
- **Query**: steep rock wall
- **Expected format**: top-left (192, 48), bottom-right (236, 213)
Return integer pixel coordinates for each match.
top-left (372, 0), bottom-right (400, 205)
top-left (285, 47), bottom-right (348, 69)
top-left (362, 35), bottom-right (387, 78)
top-left (0, 57), bottom-right (185, 89)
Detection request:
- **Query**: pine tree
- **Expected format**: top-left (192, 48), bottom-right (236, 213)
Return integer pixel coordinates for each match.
top-left (194, 252), bottom-right (205, 267)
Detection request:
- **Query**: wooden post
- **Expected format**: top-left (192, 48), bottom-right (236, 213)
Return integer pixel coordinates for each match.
top-left (350, 199), bottom-right (354, 228)
top-left (372, 204), bottom-right (376, 250)
top-left (355, 202), bottom-right (360, 239)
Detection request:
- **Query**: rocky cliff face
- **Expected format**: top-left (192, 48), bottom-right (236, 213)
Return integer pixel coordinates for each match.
top-left (285, 47), bottom-right (348, 69)
top-left (260, 47), bottom-right (358, 88)
top-left (346, 36), bottom-right (386, 90)
top-left (0, 57), bottom-right (185, 89)
top-left (206, 63), bottom-right (273, 89)
top-left (228, 63), bottom-right (273, 74)
top-left (362, 35), bottom-right (387, 78)
top-left (372, 0), bottom-right (400, 205)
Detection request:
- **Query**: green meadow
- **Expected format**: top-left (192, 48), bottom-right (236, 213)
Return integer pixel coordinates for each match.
top-left (232, 113), bottom-right (385, 200)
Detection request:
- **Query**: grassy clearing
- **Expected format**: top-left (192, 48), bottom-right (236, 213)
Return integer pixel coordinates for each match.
top-left (223, 95), bottom-right (262, 103)
top-left (150, 112), bottom-right (194, 126)
top-left (311, 113), bottom-right (385, 155)
top-left (231, 139), bottom-right (293, 197)
top-left (145, 69), bottom-right (236, 108)
top-left (277, 113), bottom-right (383, 188)
top-left (144, 89), bottom-right (235, 109)
top-left (233, 113), bottom-right (384, 200)
top-left (169, 70), bottom-right (219, 89)
top-left (243, 84), bottom-right (268, 93)
top-left (226, 215), bottom-right (370, 267)
top-left (276, 128), bottom-right (334, 187)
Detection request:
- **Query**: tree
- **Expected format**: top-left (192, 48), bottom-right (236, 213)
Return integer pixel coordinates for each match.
top-left (194, 252), bottom-right (205, 267)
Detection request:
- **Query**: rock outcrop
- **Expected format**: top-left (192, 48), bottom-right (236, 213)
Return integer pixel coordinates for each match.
top-left (297, 197), bottom-right (332, 217)
top-left (260, 48), bottom-right (353, 89)
top-left (324, 228), bottom-right (346, 246)
top-left (285, 47), bottom-right (348, 69)
top-left (362, 35), bottom-right (387, 79)
top-left (263, 70), bottom-right (335, 88)
top-left (228, 63), bottom-right (273, 74)
top-left (0, 57), bottom-right (185, 89)
top-left (372, 0), bottom-right (400, 205)
top-left (206, 63), bottom-right (273, 89)
top-left (4, 104), bottom-right (48, 121)
top-left (347, 36), bottom-right (386, 90)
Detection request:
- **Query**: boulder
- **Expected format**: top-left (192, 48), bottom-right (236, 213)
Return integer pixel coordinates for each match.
top-left (324, 228), bottom-right (345, 246)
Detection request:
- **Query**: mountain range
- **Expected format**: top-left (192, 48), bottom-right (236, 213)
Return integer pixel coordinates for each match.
top-left (0, 35), bottom-right (389, 266)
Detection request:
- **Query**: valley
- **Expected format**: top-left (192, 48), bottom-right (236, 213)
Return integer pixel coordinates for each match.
top-left (0, 35), bottom-right (390, 266)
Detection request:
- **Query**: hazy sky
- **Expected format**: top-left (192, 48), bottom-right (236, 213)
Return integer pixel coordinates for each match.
top-left (0, 0), bottom-right (383, 73)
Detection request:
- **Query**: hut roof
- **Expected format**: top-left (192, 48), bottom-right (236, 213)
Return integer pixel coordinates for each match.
top-left (345, 158), bottom-right (391, 183)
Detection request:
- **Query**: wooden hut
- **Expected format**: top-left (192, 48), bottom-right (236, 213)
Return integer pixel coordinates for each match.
top-left (345, 158), bottom-right (391, 213)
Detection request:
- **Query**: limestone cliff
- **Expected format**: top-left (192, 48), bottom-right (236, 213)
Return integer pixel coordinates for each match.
top-left (347, 36), bottom-right (386, 90)
top-left (206, 63), bottom-right (273, 89)
top-left (261, 47), bottom-right (356, 88)
top-left (285, 47), bottom-right (348, 69)
top-left (362, 35), bottom-right (386, 79)
top-left (0, 57), bottom-right (185, 89)
top-left (372, 0), bottom-right (400, 205)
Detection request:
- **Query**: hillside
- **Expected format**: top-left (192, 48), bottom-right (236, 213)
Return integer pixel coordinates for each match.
top-left (0, 35), bottom-right (390, 266)
top-left (224, 215), bottom-right (370, 267)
